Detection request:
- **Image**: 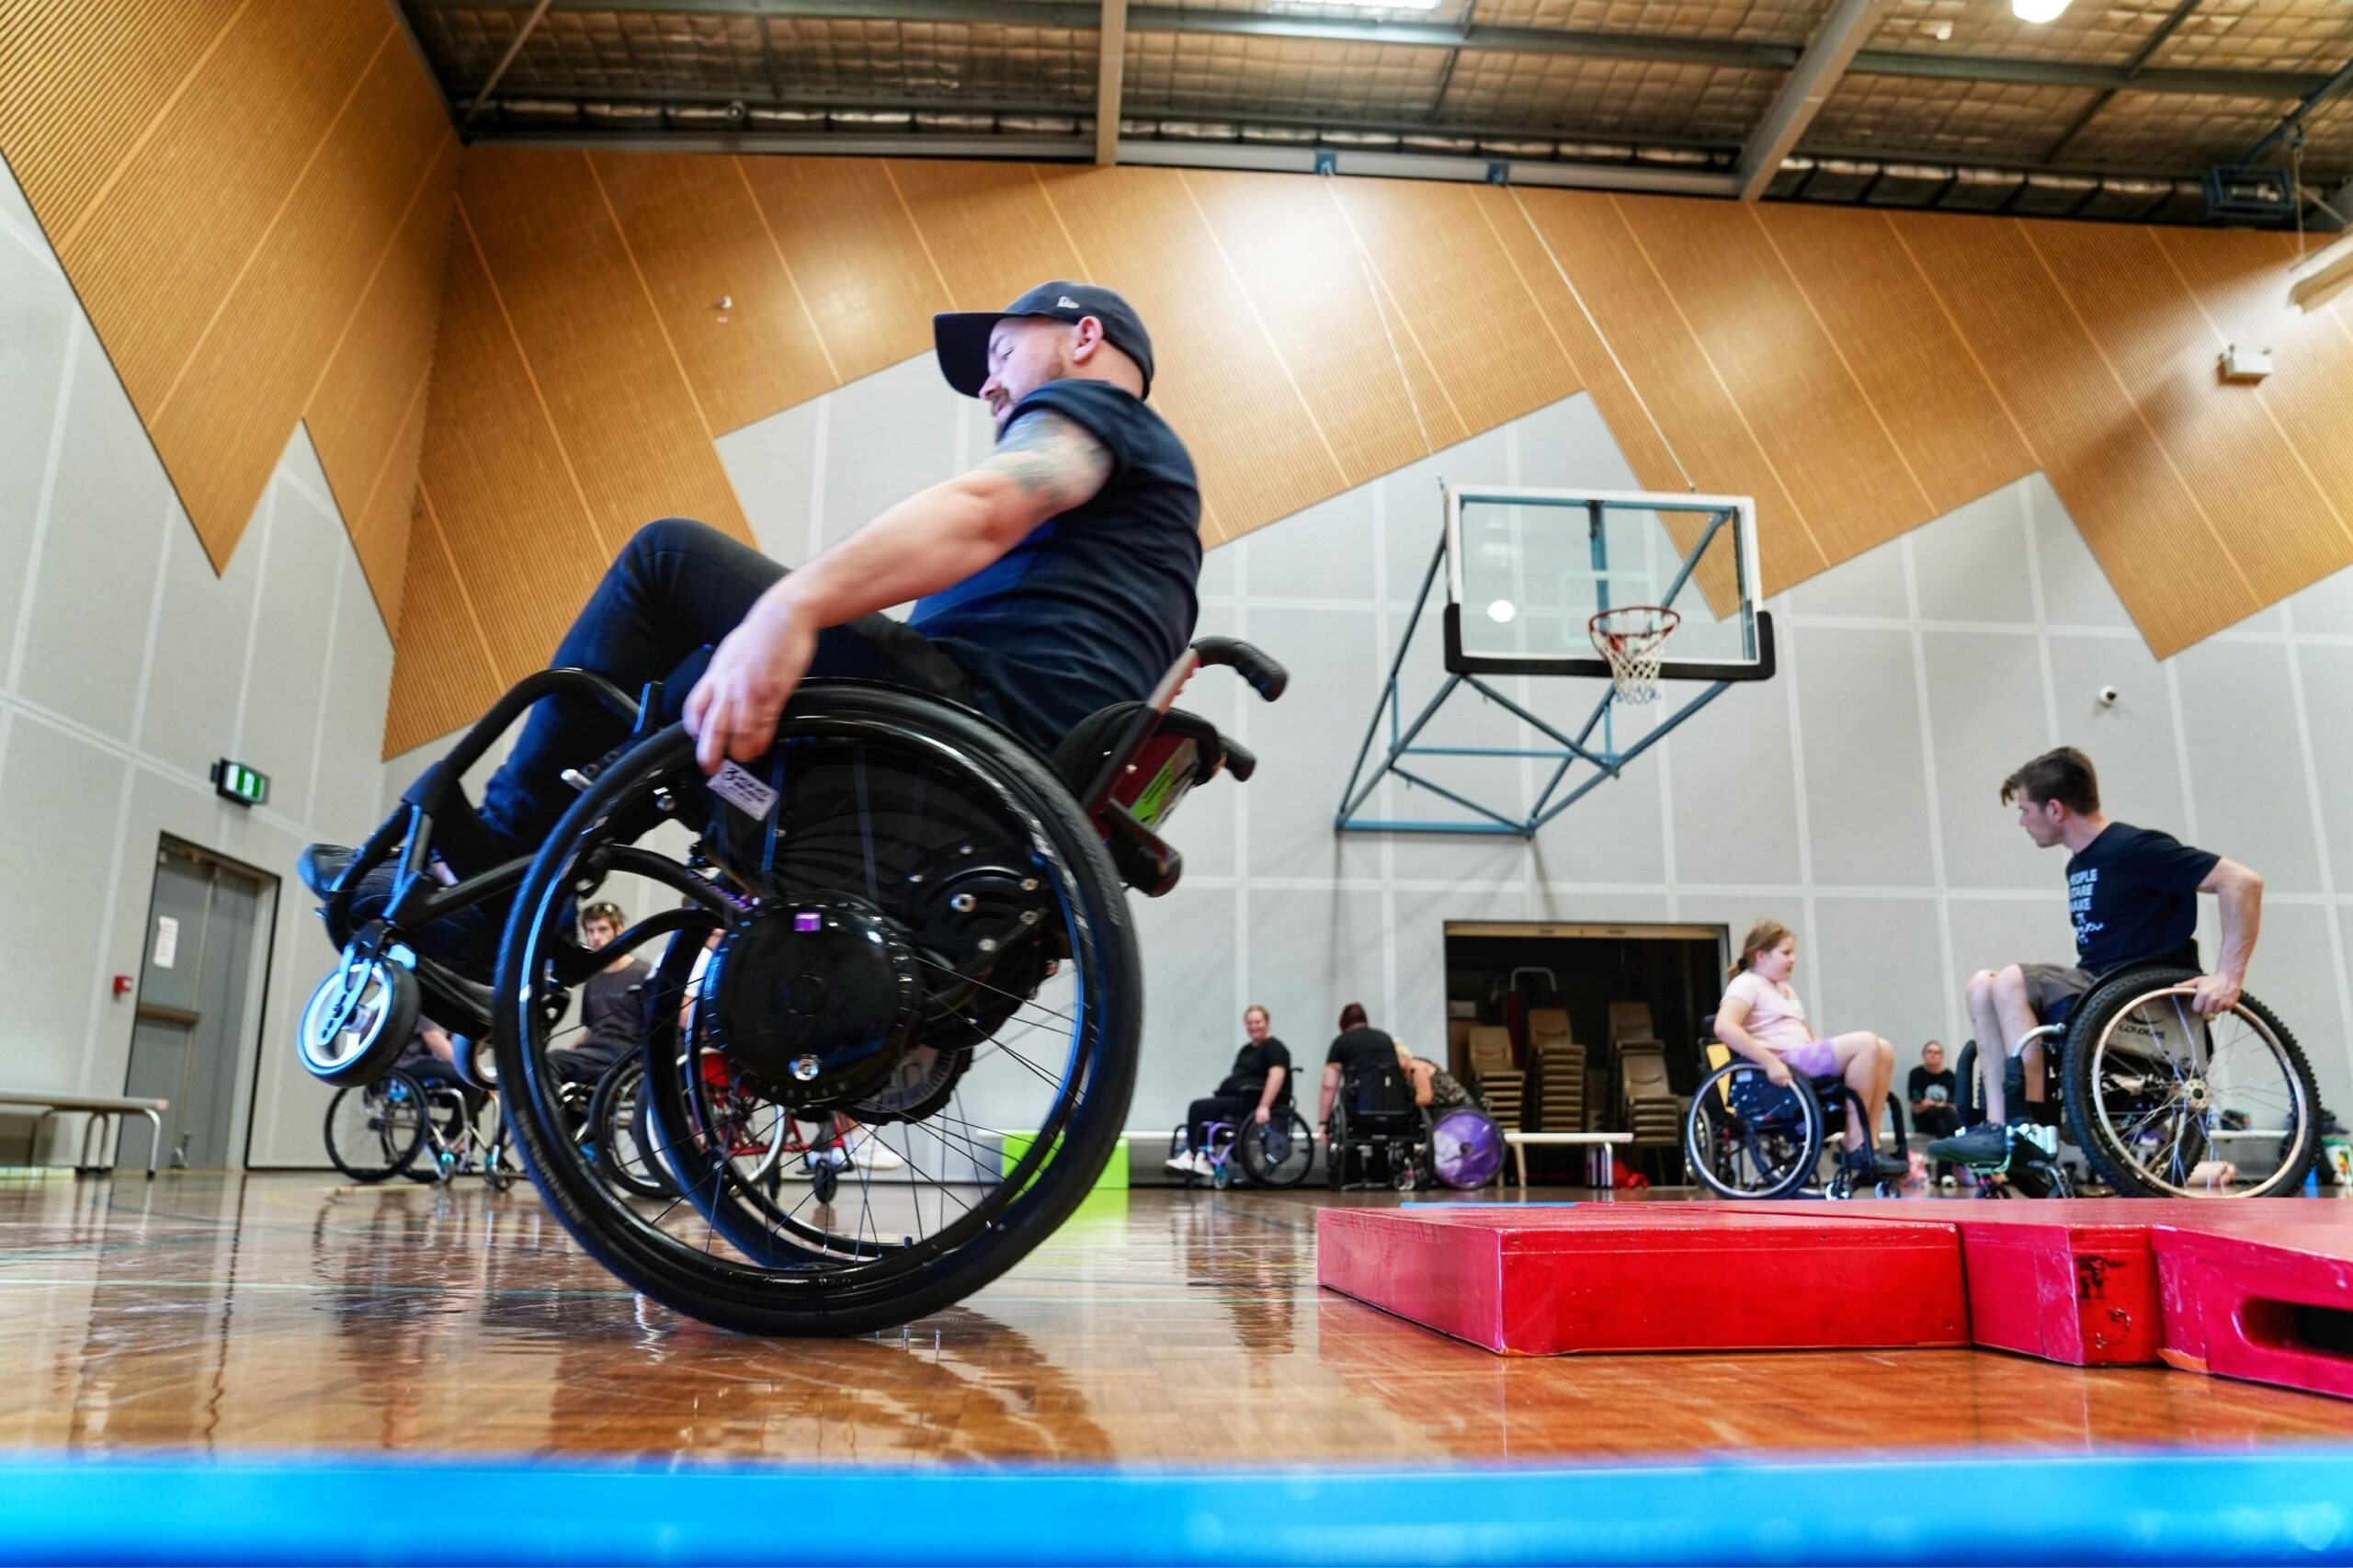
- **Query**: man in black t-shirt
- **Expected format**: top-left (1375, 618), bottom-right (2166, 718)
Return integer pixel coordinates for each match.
top-left (1930, 746), bottom-right (2264, 1166)
top-left (551, 902), bottom-right (650, 1088)
top-left (304, 282), bottom-right (1201, 979)
top-left (1907, 1040), bottom-right (1959, 1140)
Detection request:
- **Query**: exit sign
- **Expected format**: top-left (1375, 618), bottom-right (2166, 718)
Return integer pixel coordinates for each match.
top-left (210, 758), bottom-right (269, 808)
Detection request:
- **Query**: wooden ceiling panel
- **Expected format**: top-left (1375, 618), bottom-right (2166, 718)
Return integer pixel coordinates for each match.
top-left (2028, 219), bottom-right (2351, 608)
top-left (887, 159), bottom-right (1087, 313)
top-left (459, 149), bottom-right (750, 554)
top-left (1178, 166), bottom-right (1437, 485)
top-left (1888, 210), bottom-right (2261, 651)
top-left (1750, 202), bottom-right (2035, 518)
top-left (588, 152), bottom-right (837, 437)
top-left (1619, 194), bottom-right (1930, 564)
top-left (735, 156), bottom-right (948, 385)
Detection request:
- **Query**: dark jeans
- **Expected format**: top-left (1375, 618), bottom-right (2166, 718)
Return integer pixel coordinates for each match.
top-left (477, 519), bottom-right (983, 856)
top-left (1187, 1094), bottom-right (1253, 1153)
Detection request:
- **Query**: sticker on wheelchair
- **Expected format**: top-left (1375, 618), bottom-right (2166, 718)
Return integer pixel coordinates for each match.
top-left (709, 760), bottom-right (779, 820)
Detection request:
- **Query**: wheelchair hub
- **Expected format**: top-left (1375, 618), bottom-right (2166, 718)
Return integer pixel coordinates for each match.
top-left (702, 899), bottom-right (922, 1110)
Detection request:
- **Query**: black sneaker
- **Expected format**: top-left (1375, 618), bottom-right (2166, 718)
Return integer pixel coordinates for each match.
top-left (298, 844), bottom-right (355, 900)
top-left (1927, 1121), bottom-right (2010, 1167)
top-left (1842, 1145), bottom-right (1909, 1185)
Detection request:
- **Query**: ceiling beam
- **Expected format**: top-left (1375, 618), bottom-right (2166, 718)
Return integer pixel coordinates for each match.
top-left (1735, 0), bottom-right (1880, 200)
top-left (1095, 0), bottom-right (1127, 166)
top-left (2039, 0), bottom-right (2205, 165)
top-left (405, 1), bottom-right (2335, 97)
top-left (464, 0), bottom-right (553, 124)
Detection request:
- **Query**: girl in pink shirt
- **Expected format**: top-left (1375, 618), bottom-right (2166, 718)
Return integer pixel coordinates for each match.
top-left (1716, 919), bottom-right (1905, 1185)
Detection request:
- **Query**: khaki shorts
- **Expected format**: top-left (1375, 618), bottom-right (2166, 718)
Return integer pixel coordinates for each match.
top-left (2018, 961), bottom-right (2095, 1021)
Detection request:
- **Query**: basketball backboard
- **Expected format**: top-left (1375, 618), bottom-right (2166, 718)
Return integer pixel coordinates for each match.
top-left (1442, 486), bottom-right (1773, 683)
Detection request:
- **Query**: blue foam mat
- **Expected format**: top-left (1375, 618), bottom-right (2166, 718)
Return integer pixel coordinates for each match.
top-left (6, 1447), bottom-right (2352, 1564)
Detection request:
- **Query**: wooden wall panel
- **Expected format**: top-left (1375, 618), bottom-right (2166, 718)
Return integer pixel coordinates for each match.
top-left (459, 150), bottom-right (750, 559)
top-left (1749, 203), bottom-right (2034, 520)
top-left (0, 0), bottom-right (242, 236)
top-left (887, 160), bottom-right (1087, 313)
top-left (1181, 167), bottom-right (1437, 484)
top-left (146, 30), bottom-right (428, 567)
top-left (413, 229), bottom-right (608, 683)
top-left (1888, 210), bottom-right (2262, 644)
top-left (1620, 196), bottom-right (1928, 563)
top-left (386, 153), bottom-right (2353, 750)
top-left (2029, 220), bottom-right (2348, 609)
top-left (2152, 228), bottom-right (2353, 572)
top-left (55, 1), bottom-right (383, 441)
top-left (1045, 166), bottom-right (1347, 543)
top-left (1327, 179), bottom-right (1566, 445)
top-left (736, 157), bottom-right (948, 386)
top-left (589, 151), bottom-right (836, 437)
top-left (347, 369), bottom-right (434, 636)
top-left (1, 0), bottom-right (458, 631)
top-left (1517, 189), bottom-right (1826, 586)
top-left (385, 483), bottom-right (504, 759)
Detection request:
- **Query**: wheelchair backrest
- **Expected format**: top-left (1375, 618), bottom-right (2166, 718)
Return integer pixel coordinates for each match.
top-left (1347, 1064), bottom-right (1416, 1122)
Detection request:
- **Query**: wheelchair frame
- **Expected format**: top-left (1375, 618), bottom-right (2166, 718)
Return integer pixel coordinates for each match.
top-left (1683, 1039), bottom-right (1899, 1201)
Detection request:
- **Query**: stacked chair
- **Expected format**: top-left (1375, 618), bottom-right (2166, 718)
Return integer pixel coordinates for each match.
top-left (1465, 1025), bottom-right (1523, 1134)
top-left (1617, 1038), bottom-right (1685, 1175)
top-left (1525, 1007), bottom-right (1587, 1136)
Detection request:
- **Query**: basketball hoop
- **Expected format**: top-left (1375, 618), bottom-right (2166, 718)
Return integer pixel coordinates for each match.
top-left (1589, 606), bottom-right (1680, 705)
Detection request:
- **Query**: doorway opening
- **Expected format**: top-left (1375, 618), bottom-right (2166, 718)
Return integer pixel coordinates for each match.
top-left (122, 836), bottom-right (278, 1172)
top-left (1443, 920), bottom-right (1726, 1185)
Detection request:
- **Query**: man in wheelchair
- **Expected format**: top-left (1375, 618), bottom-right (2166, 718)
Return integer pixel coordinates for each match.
top-left (302, 280), bottom-right (1199, 979)
top-left (1929, 746), bottom-right (2264, 1171)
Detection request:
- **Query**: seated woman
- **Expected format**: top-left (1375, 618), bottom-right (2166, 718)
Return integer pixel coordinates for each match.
top-left (1404, 1051), bottom-right (1475, 1114)
top-left (1716, 919), bottom-right (1906, 1185)
top-left (1318, 1003), bottom-right (1405, 1127)
top-left (1170, 1005), bottom-right (1290, 1176)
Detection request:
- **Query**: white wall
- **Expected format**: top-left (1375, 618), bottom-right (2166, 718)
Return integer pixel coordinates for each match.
top-left (0, 153), bottom-right (394, 1168)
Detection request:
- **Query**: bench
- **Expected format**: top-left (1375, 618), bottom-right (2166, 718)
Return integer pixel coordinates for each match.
top-left (0, 1091), bottom-right (169, 1178)
top-left (1504, 1130), bottom-right (1633, 1193)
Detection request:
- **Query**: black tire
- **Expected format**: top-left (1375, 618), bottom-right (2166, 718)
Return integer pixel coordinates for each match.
top-left (1238, 1108), bottom-right (1315, 1188)
top-left (1683, 1062), bottom-right (1824, 1200)
top-left (590, 1054), bottom-right (671, 1199)
top-left (297, 952), bottom-right (418, 1087)
top-left (1955, 1041), bottom-right (1983, 1128)
top-left (494, 687), bottom-right (1142, 1335)
top-left (324, 1069), bottom-right (429, 1183)
top-left (2062, 966), bottom-right (2319, 1199)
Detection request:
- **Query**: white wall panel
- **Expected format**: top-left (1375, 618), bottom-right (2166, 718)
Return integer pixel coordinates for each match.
top-left (1911, 485), bottom-right (2036, 627)
top-left (1921, 630), bottom-right (2056, 891)
top-left (1792, 624), bottom-right (1936, 887)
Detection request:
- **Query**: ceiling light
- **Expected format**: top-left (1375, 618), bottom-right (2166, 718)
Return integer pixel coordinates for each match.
top-left (1487, 600), bottom-right (1517, 624)
top-left (1288, 0), bottom-right (1445, 9)
top-left (2012, 0), bottom-right (2072, 21)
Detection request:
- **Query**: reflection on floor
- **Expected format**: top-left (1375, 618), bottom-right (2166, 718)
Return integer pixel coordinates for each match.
top-left (6, 1176), bottom-right (2353, 1464)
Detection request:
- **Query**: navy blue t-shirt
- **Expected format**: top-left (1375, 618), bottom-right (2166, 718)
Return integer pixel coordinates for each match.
top-left (911, 381), bottom-right (1201, 752)
top-left (2067, 822), bottom-right (2218, 974)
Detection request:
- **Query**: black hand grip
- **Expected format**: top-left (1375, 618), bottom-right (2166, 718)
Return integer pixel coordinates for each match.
top-left (1191, 636), bottom-right (1288, 701)
top-left (1221, 739), bottom-right (1258, 783)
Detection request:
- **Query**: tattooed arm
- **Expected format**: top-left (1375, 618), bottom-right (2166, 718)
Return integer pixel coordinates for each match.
top-left (685, 409), bottom-right (1112, 768)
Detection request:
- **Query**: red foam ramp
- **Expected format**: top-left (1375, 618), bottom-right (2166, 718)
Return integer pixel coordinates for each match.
top-left (1317, 1205), bottom-right (1967, 1356)
top-left (2153, 1217), bottom-right (2353, 1401)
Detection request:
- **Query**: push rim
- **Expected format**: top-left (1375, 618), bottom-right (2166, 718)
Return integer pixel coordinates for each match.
top-left (495, 692), bottom-right (1138, 1329)
top-left (1686, 1063), bottom-right (1819, 1199)
top-left (2085, 983), bottom-right (2312, 1197)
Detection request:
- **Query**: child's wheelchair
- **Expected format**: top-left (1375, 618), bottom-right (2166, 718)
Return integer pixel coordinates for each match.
top-left (295, 636), bottom-right (1285, 1335)
top-left (1684, 1028), bottom-right (1901, 1200)
top-left (1951, 961), bottom-right (2320, 1199)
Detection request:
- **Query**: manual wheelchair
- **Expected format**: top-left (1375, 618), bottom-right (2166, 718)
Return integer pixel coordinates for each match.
top-left (295, 637), bottom-right (1283, 1335)
top-left (1683, 1026), bottom-right (1901, 1200)
top-left (1325, 1063), bottom-right (1435, 1191)
top-left (1951, 960), bottom-right (2321, 1199)
top-left (1170, 1106), bottom-right (1318, 1190)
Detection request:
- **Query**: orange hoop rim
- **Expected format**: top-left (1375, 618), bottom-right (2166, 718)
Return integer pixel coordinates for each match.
top-left (1587, 604), bottom-right (1681, 654)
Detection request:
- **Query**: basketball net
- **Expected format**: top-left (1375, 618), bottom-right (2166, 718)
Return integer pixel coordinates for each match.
top-left (1589, 606), bottom-right (1680, 705)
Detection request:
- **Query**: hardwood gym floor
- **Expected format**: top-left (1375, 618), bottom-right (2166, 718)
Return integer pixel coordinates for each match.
top-left (6, 1176), bottom-right (2351, 1463)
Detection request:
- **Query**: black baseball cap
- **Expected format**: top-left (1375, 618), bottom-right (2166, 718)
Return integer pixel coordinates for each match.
top-left (934, 281), bottom-right (1155, 399)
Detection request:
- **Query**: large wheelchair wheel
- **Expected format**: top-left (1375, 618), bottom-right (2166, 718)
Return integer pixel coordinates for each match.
top-left (324, 1069), bottom-right (429, 1184)
top-left (1685, 1061), bottom-right (1824, 1200)
top-left (1237, 1108), bottom-right (1315, 1187)
top-left (2062, 965), bottom-right (2318, 1198)
top-left (493, 684), bottom-right (1142, 1336)
top-left (590, 1053), bottom-right (674, 1199)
